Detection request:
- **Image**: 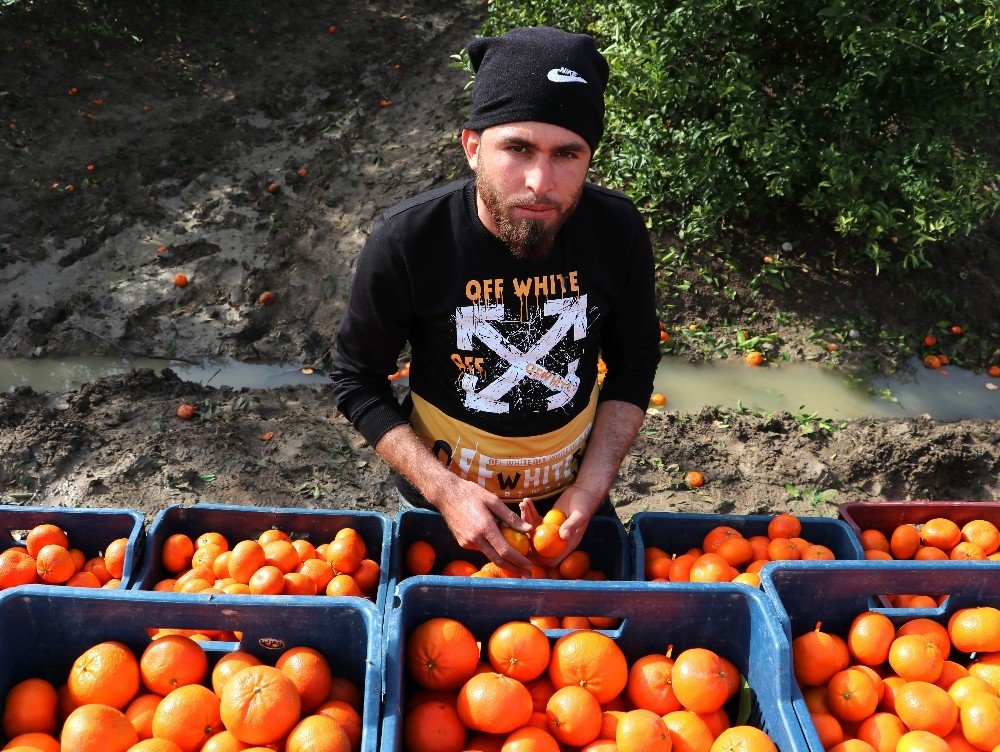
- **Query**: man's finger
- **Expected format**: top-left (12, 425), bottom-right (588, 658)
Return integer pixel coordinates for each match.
top-left (489, 498), bottom-right (532, 533)
top-left (473, 534), bottom-right (504, 566)
top-left (559, 510), bottom-right (586, 540)
top-left (519, 498), bottom-right (541, 528)
top-left (483, 525), bottom-right (534, 573)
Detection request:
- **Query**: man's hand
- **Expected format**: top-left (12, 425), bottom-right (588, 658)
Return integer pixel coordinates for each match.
top-left (540, 484), bottom-right (604, 565)
top-left (430, 474), bottom-right (535, 575)
top-left (374, 424), bottom-right (535, 575)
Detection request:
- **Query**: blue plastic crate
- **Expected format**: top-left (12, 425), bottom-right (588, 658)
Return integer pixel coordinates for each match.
top-left (387, 508), bottom-right (632, 594)
top-left (0, 586), bottom-right (382, 750)
top-left (381, 578), bottom-right (808, 752)
top-left (0, 505), bottom-right (145, 588)
top-left (631, 512), bottom-right (865, 580)
top-left (131, 503), bottom-right (391, 610)
top-left (760, 561), bottom-right (1000, 752)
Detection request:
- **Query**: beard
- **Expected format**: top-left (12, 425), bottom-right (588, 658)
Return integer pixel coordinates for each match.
top-left (476, 170), bottom-right (582, 260)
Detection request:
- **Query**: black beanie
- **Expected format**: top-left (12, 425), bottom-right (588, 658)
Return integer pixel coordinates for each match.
top-left (464, 25), bottom-right (609, 154)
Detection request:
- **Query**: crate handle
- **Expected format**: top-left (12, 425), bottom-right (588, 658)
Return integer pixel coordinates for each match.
top-left (868, 594), bottom-right (951, 612)
top-left (145, 627), bottom-right (243, 646)
top-left (531, 616), bottom-right (627, 637)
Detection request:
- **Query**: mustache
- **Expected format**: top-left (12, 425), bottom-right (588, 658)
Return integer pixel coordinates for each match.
top-left (509, 197), bottom-right (559, 208)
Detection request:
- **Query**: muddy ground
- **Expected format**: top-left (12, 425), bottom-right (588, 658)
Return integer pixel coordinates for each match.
top-left (0, 0), bottom-right (997, 524)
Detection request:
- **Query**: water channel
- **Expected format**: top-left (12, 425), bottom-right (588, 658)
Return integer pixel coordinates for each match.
top-left (0, 355), bottom-right (997, 421)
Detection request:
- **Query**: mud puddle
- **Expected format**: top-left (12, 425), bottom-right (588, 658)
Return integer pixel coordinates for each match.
top-left (4, 355), bottom-right (997, 421)
top-left (652, 356), bottom-right (999, 421)
top-left (0, 356), bottom-right (328, 392)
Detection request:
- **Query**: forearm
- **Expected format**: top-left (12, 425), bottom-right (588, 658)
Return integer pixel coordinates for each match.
top-left (575, 399), bottom-right (646, 502)
top-left (374, 422), bottom-right (534, 571)
top-left (373, 423), bottom-right (457, 506)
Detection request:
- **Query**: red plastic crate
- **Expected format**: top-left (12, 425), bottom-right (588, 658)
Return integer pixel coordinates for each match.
top-left (839, 500), bottom-right (1000, 539)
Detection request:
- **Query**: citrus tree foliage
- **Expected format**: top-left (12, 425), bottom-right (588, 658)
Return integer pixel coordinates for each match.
top-left (481, 1), bottom-right (1000, 272)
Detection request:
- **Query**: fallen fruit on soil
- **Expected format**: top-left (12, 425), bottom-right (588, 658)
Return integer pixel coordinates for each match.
top-left (296, 167), bottom-right (308, 178)
top-left (685, 470), bottom-right (705, 488)
top-left (176, 404), bottom-right (195, 420)
top-left (649, 393), bottom-right (666, 406)
top-left (173, 274), bottom-right (188, 288)
top-left (266, 182), bottom-right (280, 193)
top-left (745, 351), bottom-right (764, 366)
top-left (990, 366), bottom-right (1000, 378)
top-left (923, 355), bottom-right (942, 369)
top-left (257, 291), bottom-right (276, 306)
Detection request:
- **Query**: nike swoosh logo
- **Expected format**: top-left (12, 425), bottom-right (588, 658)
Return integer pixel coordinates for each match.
top-left (547, 69), bottom-right (587, 84)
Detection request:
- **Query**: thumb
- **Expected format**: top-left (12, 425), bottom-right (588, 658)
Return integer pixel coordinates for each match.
top-left (559, 510), bottom-right (585, 540)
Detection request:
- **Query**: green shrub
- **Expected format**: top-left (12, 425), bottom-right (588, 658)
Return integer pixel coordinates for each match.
top-left (480, 1), bottom-right (1000, 273)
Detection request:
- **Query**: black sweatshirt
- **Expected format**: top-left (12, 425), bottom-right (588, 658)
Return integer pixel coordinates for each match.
top-left (329, 178), bottom-right (660, 502)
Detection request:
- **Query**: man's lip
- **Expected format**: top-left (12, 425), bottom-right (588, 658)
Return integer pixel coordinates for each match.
top-left (515, 204), bottom-right (555, 213)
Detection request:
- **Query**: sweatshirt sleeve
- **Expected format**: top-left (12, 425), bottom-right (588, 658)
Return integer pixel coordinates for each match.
top-left (596, 206), bottom-right (661, 409)
top-left (328, 217), bottom-right (413, 447)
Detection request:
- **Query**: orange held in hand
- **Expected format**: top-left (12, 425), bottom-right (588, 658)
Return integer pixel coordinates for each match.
top-left (532, 523), bottom-right (566, 560)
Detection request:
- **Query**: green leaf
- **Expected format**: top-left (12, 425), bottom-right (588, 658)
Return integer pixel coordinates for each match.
top-left (736, 676), bottom-right (753, 725)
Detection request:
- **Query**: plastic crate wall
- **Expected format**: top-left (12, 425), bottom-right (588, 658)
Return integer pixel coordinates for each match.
top-left (0, 505), bottom-right (145, 588)
top-left (760, 560), bottom-right (1000, 752)
top-left (131, 503), bottom-right (392, 609)
top-left (0, 586), bottom-right (383, 751)
top-left (838, 500), bottom-right (1000, 538)
top-left (631, 512), bottom-right (864, 580)
top-left (381, 578), bottom-right (809, 752)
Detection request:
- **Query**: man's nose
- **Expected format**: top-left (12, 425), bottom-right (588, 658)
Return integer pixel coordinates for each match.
top-left (524, 158), bottom-right (554, 196)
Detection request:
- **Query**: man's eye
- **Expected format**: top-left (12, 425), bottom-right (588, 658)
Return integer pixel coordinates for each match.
top-left (508, 145), bottom-right (527, 153)
top-left (558, 151), bottom-right (577, 159)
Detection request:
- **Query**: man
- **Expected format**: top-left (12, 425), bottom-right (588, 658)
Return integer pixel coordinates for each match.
top-left (329, 26), bottom-right (660, 573)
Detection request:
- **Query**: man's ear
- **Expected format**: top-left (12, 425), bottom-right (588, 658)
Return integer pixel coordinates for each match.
top-left (461, 129), bottom-right (481, 171)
